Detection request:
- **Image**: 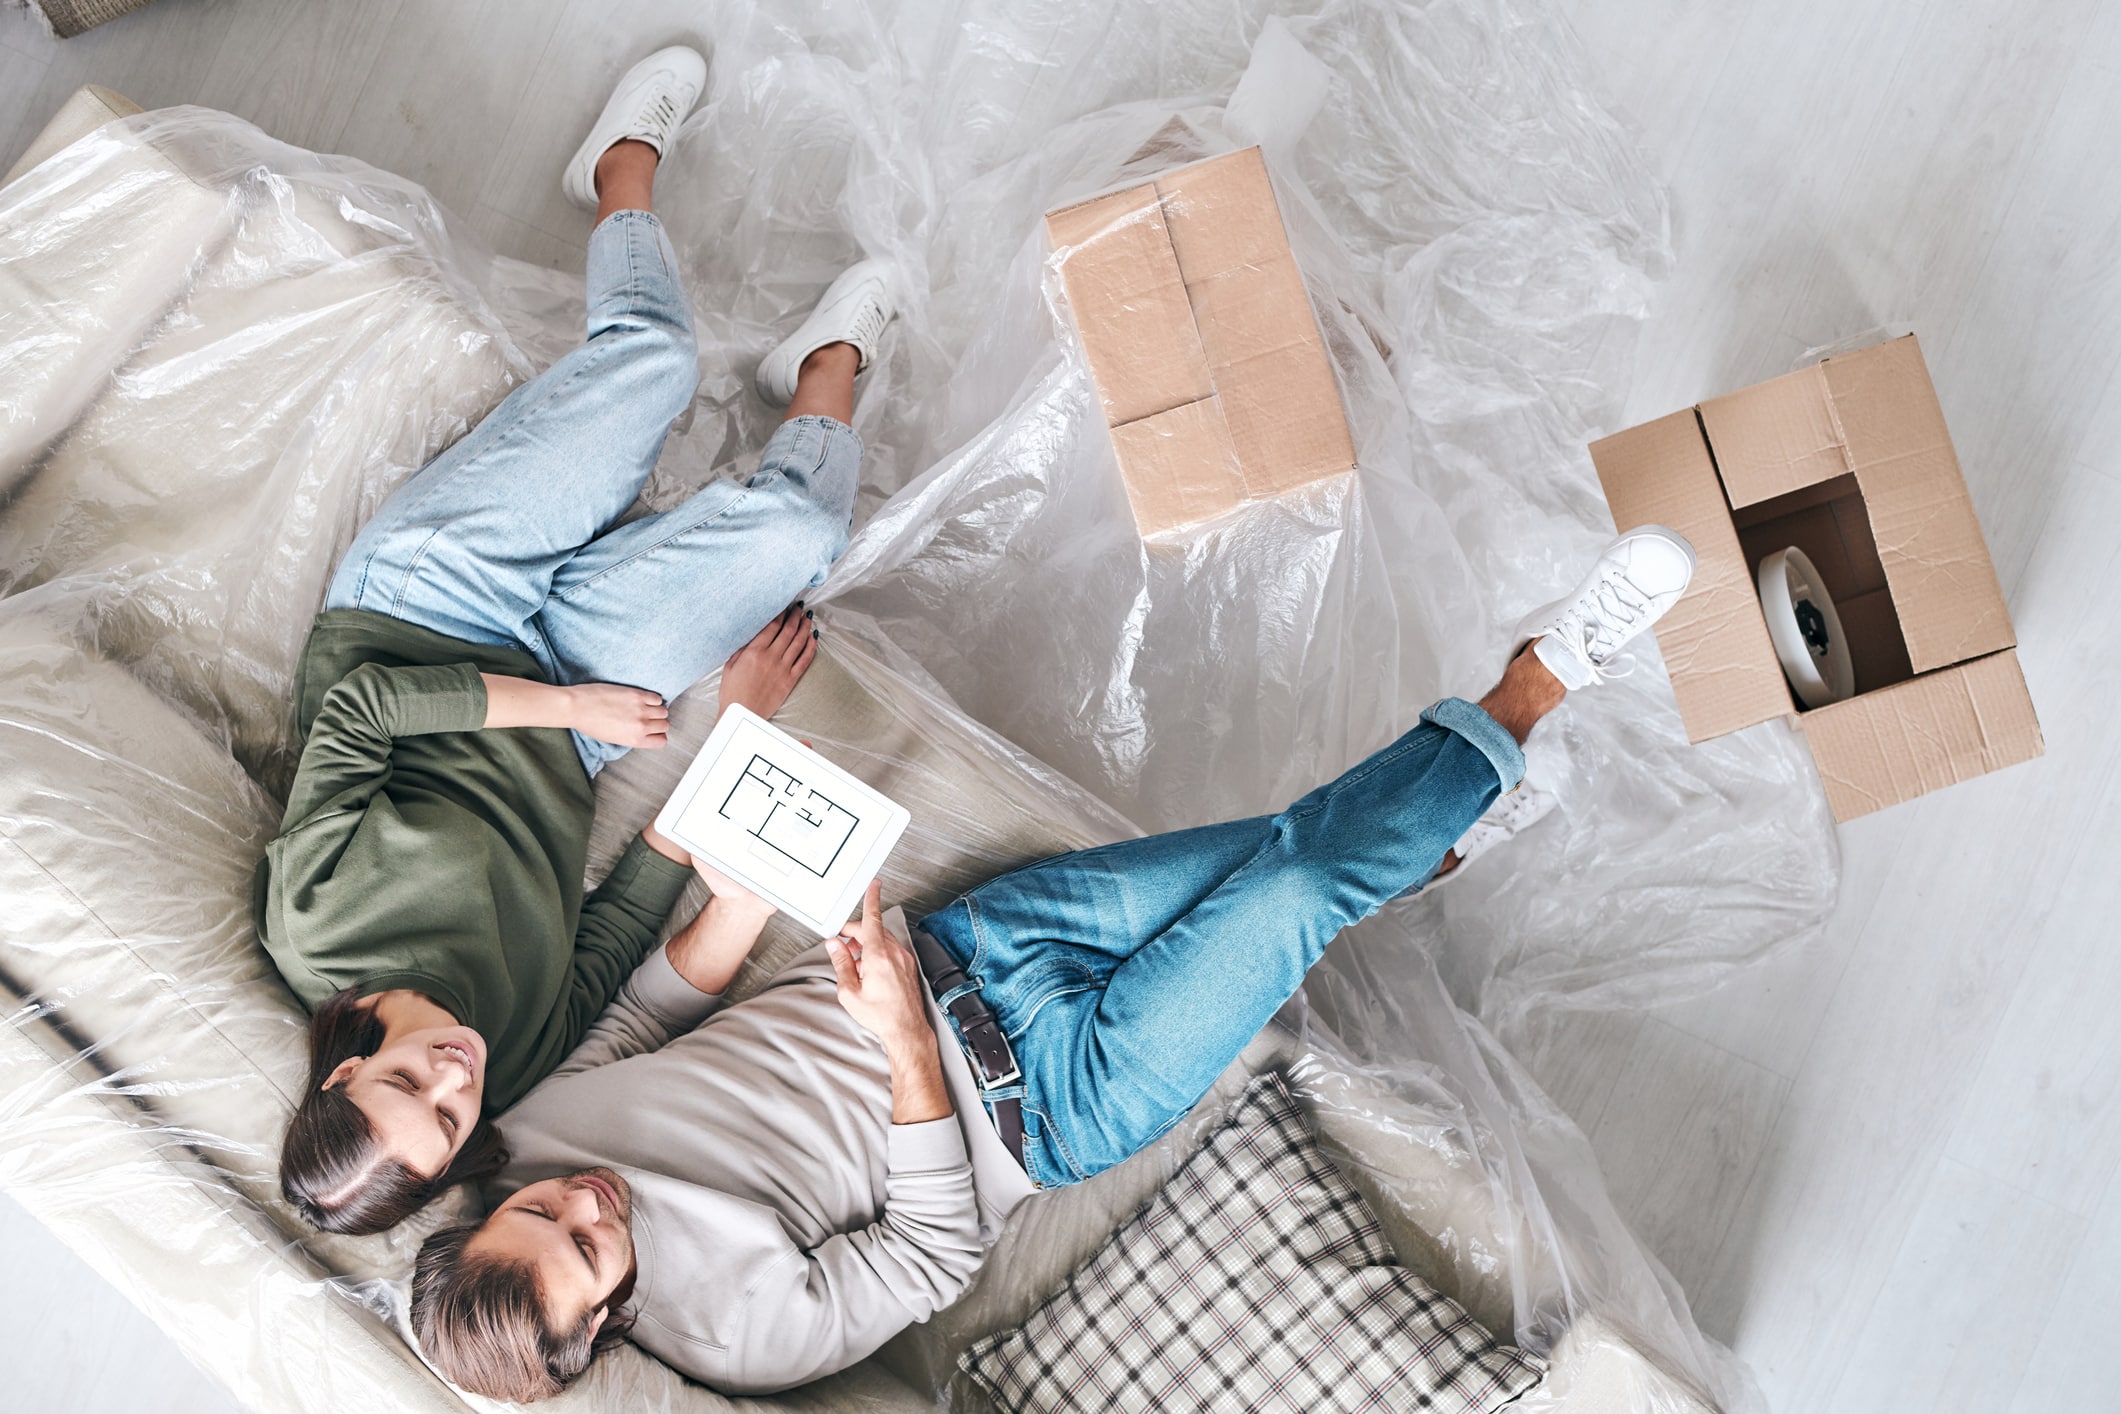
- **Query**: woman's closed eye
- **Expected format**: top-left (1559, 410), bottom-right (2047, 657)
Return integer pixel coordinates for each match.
top-left (392, 1069), bottom-right (458, 1136)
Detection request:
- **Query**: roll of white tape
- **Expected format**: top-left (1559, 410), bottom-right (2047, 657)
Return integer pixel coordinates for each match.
top-left (1755, 546), bottom-right (1855, 708)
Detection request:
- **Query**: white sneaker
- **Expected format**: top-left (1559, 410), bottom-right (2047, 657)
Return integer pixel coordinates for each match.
top-left (561, 46), bottom-right (710, 211)
top-left (1517, 525), bottom-right (1696, 690)
top-left (755, 259), bottom-right (896, 406)
top-left (1425, 751), bottom-right (1559, 892)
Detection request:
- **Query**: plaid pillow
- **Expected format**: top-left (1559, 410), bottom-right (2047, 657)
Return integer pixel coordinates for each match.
top-left (959, 1072), bottom-right (1545, 1414)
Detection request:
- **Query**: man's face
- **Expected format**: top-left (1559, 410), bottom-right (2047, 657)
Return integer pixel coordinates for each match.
top-left (470, 1168), bottom-right (637, 1335)
top-left (324, 1023), bottom-right (488, 1179)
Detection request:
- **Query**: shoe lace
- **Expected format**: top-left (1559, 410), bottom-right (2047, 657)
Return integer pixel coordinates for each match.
top-left (844, 294), bottom-right (889, 358)
top-left (1556, 571), bottom-right (1657, 682)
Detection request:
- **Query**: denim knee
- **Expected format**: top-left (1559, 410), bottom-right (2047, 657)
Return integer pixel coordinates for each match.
top-left (628, 320), bottom-right (699, 416)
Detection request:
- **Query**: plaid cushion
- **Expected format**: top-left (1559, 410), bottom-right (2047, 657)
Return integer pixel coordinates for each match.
top-left (960, 1072), bottom-right (1545, 1413)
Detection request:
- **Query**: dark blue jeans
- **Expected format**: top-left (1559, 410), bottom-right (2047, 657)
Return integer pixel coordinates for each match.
top-left (918, 697), bottom-right (1524, 1188)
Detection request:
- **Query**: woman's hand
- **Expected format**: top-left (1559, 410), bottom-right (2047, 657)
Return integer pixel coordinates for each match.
top-left (567, 683), bottom-right (670, 748)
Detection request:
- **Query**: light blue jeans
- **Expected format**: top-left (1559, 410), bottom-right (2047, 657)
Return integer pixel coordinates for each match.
top-left (325, 210), bottom-right (859, 774)
top-left (917, 698), bottom-right (1524, 1188)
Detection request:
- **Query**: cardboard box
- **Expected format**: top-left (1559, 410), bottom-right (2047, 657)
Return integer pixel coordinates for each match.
top-left (1045, 147), bottom-right (1356, 537)
top-left (1590, 335), bottom-right (2042, 820)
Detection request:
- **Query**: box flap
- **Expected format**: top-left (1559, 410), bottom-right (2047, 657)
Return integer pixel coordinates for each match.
top-left (1588, 410), bottom-right (1791, 740)
top-left (1045, 186), bottom-right (1215, 428)
top-left (1820, 336), bottom-right (2015, 672)
top-left (1158, 148), bottom-right (1355, 501)
top-left (1108, 398), bottom-right (1245, 535)
top-left (1045, 146), bottom-right (1355, 537)
top-left (1699, 364), bottom-right (1849, 507)
top-left (1798, 648), bottom-right (2042, 820)
top-left (1154, 147), bottom-right (1285, 277)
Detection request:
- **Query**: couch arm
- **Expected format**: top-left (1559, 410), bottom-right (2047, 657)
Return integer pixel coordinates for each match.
top-left (1529, 1312), bottom-right (1720, 1414)
top-left (0, 88), bottom-right (238, 486)
top-left (1, 83), bottom-right (143, 189)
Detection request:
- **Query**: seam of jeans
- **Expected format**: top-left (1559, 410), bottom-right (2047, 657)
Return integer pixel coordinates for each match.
top-left (999, 978), bottom-right (1098, 1043)
top-left (1025, 1102), bottom-right (1086, 1182)
top-left (547, 487), bottom-right (757, 603)
top-left (333, 550), bottom-right (374, 612)
top-left (386, 527), bottom-right (446, 618)
top-left (623, 210), bottom-right (640, 321)
top-left (962, 894), bottom-right (991, 978)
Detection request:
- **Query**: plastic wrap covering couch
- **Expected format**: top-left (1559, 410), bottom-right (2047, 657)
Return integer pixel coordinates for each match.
top-left (1, 2), bottom-right (1844, 1411)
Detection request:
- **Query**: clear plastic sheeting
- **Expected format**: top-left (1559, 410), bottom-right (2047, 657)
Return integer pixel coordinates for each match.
top-left (0, 1), bottom-right (1839, 1412)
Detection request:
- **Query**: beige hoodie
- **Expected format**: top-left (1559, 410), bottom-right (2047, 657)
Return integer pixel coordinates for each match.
top-left (493, 916), bottom-right (1028, 1394)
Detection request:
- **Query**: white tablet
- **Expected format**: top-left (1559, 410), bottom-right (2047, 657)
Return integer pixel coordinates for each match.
top-left (652, 705), bottom-right (911, 938)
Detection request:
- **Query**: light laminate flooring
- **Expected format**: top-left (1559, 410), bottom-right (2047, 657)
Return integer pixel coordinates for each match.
top-left (2, 3), bottom-right (2117, 1412)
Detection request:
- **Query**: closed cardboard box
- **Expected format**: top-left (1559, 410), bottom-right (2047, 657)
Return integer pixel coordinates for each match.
top-left (1591, 335), bottom-right (2042, 820)
top-left (1045, 147), bottom-right (1357, 537)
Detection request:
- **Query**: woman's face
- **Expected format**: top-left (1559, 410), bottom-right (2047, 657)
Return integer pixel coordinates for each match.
top-left (324, 1023), bottom-right (488, 1178)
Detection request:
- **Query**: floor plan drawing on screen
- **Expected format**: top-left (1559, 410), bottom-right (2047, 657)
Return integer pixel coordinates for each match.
top-left (657, 705), bottom-right (910, 937)
top-left (720, 755), bottom-right (859, 877)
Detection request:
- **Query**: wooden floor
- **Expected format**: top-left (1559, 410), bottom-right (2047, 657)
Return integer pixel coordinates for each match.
top-left (2, 2), bottom-right (2117, 1412)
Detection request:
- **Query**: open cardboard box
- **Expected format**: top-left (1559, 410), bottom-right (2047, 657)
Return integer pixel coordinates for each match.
top-left (1044, 146), bottom-right (1357, 537)
top-left (1592, 335), bottom-right (2042, 820)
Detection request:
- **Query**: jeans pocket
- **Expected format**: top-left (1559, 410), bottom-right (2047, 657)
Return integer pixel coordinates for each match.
top-left (1023, 1102), bottom-right (1087, 1186)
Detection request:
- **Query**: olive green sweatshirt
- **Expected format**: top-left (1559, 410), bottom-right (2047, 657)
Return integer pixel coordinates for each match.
top-left (253, 609), bottom-right (694, 1113)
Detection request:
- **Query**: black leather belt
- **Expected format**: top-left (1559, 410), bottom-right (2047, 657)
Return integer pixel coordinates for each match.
top-left (910, 929), bottom-right (1026, 1167)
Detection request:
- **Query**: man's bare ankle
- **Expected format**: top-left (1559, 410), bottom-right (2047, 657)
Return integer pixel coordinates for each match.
top-left (1510, 640), bottom-right (1567, 708)
top-left (1475, 642), bottom-right (1567, 744)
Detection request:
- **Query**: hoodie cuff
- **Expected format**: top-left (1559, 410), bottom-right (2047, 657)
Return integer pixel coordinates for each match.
top-left (888, 1117), bottom-right (971, 1175)
top-left (628, 942), bottom-right (725, 1031)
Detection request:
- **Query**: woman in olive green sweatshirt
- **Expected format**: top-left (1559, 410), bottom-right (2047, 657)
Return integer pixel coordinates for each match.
top-left (252, 49), bottom-right (899, 1235)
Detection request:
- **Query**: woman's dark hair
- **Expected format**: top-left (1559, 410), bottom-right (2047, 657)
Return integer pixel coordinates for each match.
top-left (411, 1220), bottom-right (634, 1401)
top-left (281, 988), bottom-right (508, 1235)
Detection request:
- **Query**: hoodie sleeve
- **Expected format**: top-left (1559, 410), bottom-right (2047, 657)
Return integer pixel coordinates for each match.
top-left (717, 1119), bottom-right (984, 1394)
top-left (546, 941), bottom-right (726, 1080)
top-left (275, 661), bottom-right (486, 832)
top-left (556, 835), bottom-right (697, 1050)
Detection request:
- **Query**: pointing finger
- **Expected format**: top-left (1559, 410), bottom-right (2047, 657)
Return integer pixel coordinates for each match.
top-left (824, 935), bottom-right (860, 990)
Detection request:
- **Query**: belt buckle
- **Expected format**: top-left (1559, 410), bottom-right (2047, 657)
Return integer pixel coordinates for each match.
top-left (978, 1032), bottom-right (1021, 1093)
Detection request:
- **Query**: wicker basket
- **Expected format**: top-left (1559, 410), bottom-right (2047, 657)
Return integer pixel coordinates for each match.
top-left (18, 0), bottom-right (160, 39)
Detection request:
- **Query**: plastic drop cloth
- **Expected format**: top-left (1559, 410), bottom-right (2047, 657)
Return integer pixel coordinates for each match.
top-left (0, 0), bottom-right (1840, 1411)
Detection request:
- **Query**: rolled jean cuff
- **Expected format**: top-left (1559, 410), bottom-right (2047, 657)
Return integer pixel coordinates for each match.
top-left (1422, 696), bottom-right (1525, 793)
top-left (590, 207), bottom-right (665, 237)
top-left (774, 413), bottom-right (863, 453)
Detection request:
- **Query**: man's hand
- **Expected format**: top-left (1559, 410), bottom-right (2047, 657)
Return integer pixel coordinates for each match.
top-left (662, 862), bottom-right (779, 998)
top-left (718, 604), bottom-right (818, 722)
top-left (826, 882), bottom-right (953, 1125)
top-left (567, 683), bottom-right (670, 748)
top-left (825, 881), bottom-right (931, 1049)
top-left (693, 858), bottom-right (777, 926)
